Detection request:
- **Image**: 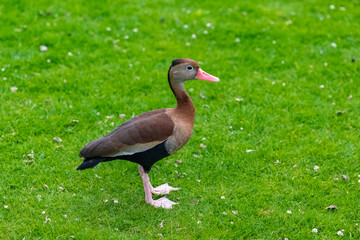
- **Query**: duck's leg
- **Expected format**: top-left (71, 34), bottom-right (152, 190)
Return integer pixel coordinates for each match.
top-left (138, 165), bottom-right (178, 209)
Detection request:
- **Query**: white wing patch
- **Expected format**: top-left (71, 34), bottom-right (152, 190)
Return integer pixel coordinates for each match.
top-left (108, 141), bottom-right (163, 157)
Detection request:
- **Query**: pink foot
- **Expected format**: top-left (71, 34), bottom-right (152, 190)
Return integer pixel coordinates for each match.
top-left (152, 197), bottom-right (178, 209)
top-left (151, 183), bottom-right (181, 195)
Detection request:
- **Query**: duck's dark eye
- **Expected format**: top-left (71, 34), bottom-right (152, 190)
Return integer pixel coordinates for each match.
top-left (186, 65), bottom-right (193, 71)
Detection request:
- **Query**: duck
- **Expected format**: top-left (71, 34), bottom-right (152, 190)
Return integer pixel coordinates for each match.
top-left (77, 58), bottom-right (219, 209)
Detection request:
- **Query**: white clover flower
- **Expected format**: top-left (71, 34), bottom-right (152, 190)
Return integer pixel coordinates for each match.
top-left (40, 45), bottom-right (48, 51)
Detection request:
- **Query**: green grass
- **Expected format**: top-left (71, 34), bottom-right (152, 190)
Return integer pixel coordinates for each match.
top-left (1, 0), bottom-right (360, 239)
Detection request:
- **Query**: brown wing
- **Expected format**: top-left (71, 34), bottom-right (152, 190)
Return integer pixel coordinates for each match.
top-left (79, 109), bottom-right (174, 159)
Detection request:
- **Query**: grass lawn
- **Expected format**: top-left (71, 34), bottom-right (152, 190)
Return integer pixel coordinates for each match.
top-left (1, 0), bottom-right (360, 239)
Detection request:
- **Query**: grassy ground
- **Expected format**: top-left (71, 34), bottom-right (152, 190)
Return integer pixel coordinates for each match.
top-left (1, 0), bottom-right (360, 239)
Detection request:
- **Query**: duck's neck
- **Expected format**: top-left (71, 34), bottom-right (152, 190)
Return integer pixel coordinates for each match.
top-left (167, 79), bottom-right (194, 122)
top-left (171, 81), bottom-right (194, 109)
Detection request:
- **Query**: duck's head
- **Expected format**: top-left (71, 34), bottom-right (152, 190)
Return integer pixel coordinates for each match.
top-left (168, 58), bottom-right (219, 84)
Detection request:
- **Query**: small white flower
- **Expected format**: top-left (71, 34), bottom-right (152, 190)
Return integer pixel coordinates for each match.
top-left (183, 24), bottom-right (189, 29)
top-left (58, 186), bottom-right (64, 191)
top-left (235, 97), bottom-right (243, 101)
top-left (40, 45), bottom-right (48, 51)
top-left (319, 85), bottom-right (324, 88)
top-left (106, 27), bottom-right (111, 31)
top-left (197, 220), bottom-right (201, 224)
top-left (240, 127), bottom-right (243, 130)
top-left (191, 34), bottom-right (196, 39)
top-left (200, 143), bottom-right (206, 148)
top-left (4, 205), bottom-right (9, 209)
top-left (282, 83), bottom-right (286, 86)
top-left (312, 228), bottom-right (318, 233)
top-left (222, 212), bottom-right (227, 215)
top-left (3, 77), bottom-right (6, 80)
top-left (63, 214), bottom-right (67, 218)
top-left (119, 114), bottom-right (126, 118)
top-left (68, 52), bottom-right (73, 56)
top-left (275, 160), bottom-right (281, 165)
top-left (203, 30), bottom-right (208, 34)
top-left (324, 62), bottom-right (328, 66)
top-left (1, 68), bottom-right (5, 72)
top-left (337, 230), bottom-right (343, 236)
top-left (11, 86), bottom-right (18, 92)
top-left (206, 23), bottom-right (211, 27)
top-left (331, 42), bottom-right (337, 48)
top-left (124, 35), bottom-right (129, 39)
top-left (235, 38), bottom-right (240, 43)
top-left (221, 196), bottom-right (225, 199)
top-left (246, 149), bottom-right (255, 152)
top-left (47, 59), bottom-right (51, 63)
top-left (104, 199), bottom-right (108, 203)
top-left (286, 210), bottom-right (292, 214)
top-left (272, 40), bottom-right (276, 44)
top-left (329, 4), bottom-right (335, 10)
top-left (314, 165), bottom-right (320, 171)
top-left (42, 211), bottom-right (46, 214)
top-left (185, 42), bottom-right (190, 46)
top-left (133, 28), bottom-right (138, 33)
top-left (358, 179), bottom-right (360, 183)
top-left (114, 199), bottom-right (119, 204)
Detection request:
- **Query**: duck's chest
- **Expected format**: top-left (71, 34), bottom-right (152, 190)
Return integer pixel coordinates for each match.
top-left (165, 116), bottom-right (194, 155)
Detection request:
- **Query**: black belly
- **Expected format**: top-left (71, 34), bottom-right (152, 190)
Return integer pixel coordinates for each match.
top-left (104, 141), bottom-right (169, 172)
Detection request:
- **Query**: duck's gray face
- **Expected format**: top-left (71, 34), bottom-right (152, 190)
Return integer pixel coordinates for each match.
top-left (171, 59), bottom-right (220, 83)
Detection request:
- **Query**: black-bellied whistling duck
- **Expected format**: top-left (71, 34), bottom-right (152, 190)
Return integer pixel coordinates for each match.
top-left (77, 58), bottom-right (219, 209)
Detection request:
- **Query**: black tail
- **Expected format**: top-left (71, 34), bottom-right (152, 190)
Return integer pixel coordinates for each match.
top-left (77, 157), bottom-right (105, 170)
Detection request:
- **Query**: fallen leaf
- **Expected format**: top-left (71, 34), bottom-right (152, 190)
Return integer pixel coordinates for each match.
top-left (159, 220), bottom-right (164, 229)
top-left (325, 205), bottom-right (337, 210)
top-left (341, 175), bottom-right (349, 180)
top-left (53, 137), bottom-right (62, 143)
